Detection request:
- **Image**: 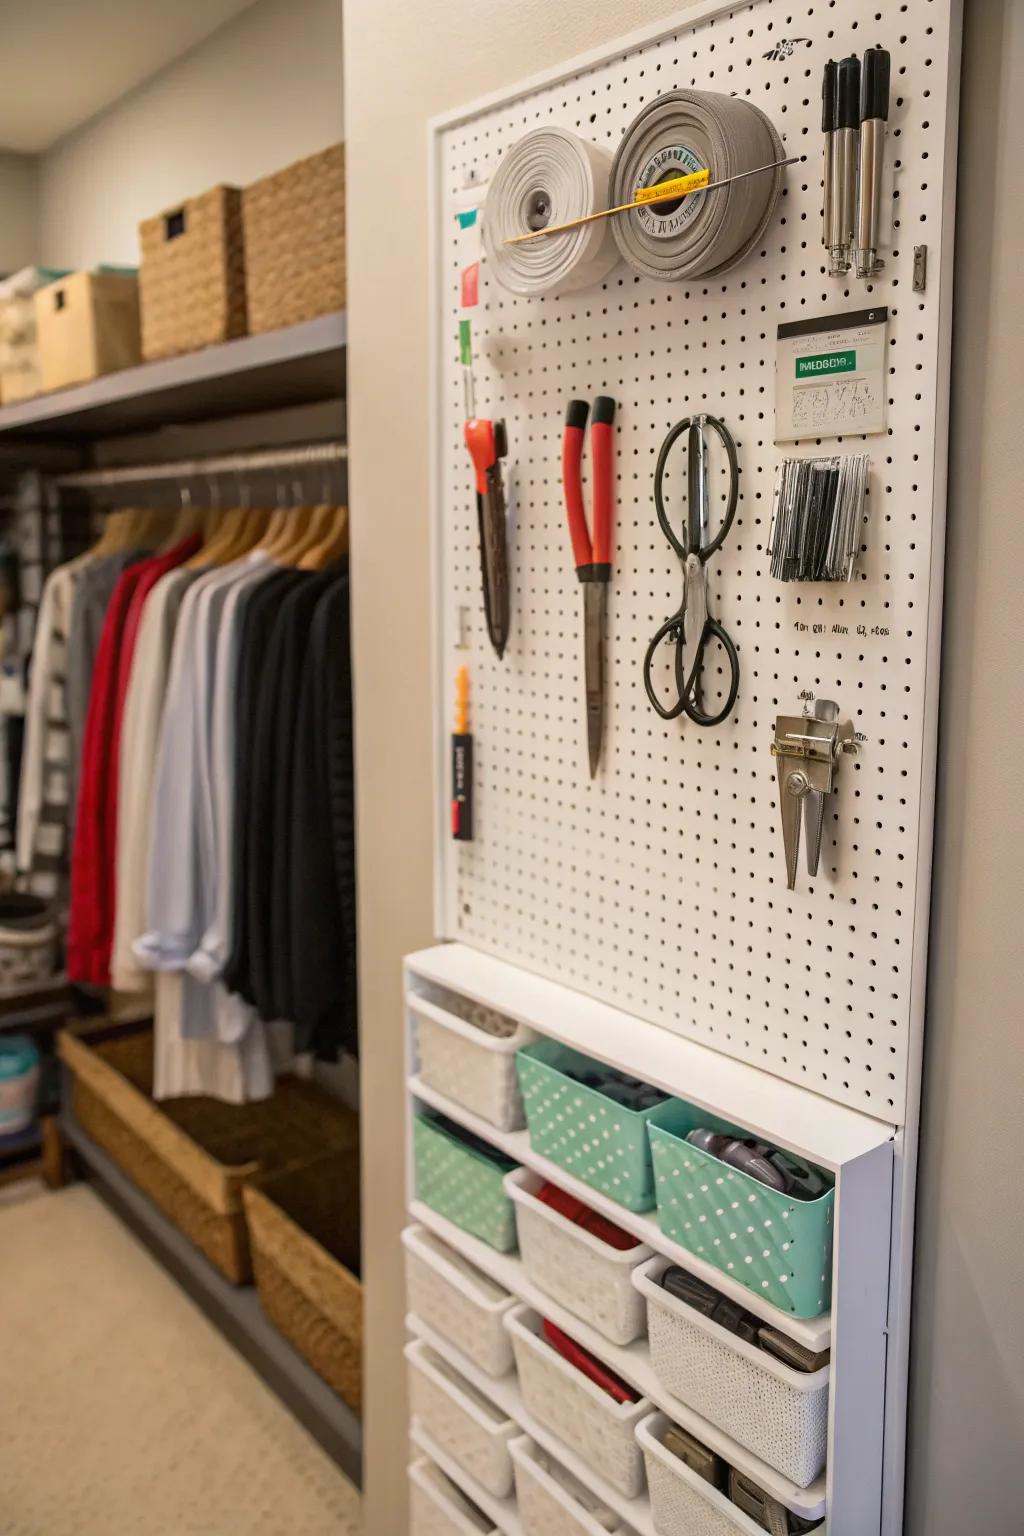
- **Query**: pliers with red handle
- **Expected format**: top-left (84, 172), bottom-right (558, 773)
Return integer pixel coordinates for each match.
top-left (563, 396), bottom-right (616, 777)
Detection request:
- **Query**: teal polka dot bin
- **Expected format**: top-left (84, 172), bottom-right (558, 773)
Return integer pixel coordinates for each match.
top-left (646, 1100), bottom-right (835, 1319)
top-left (515, 1040), bottom-right (663, 1213)
top-left (413, 1112), bottom-right (519, 1252)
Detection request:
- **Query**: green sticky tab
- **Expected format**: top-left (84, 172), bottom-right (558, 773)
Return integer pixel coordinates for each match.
top-left (796, 349), bottom-right (856, 379)
top-left (459, 319), bottom-right (472, 366)
top-left (457, 209), bottom-right (478, 229)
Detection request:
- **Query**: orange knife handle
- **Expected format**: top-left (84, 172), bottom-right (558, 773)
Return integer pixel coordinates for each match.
top-left (465, 418), bottom-right (497, 497)
top-left (563, 399), bottom-right (592, 570)
top-left (590, 396), bottom-right (616, 568)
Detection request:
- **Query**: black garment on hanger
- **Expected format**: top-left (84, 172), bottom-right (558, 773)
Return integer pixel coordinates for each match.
top-left (288, 571), bottom-right (356, 1058)
top-left (222, 568), bottom-right (307, 1001)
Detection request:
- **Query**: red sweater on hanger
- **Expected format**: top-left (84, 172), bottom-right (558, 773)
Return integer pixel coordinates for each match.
top-left (67, 535), bottom-right (201, 985)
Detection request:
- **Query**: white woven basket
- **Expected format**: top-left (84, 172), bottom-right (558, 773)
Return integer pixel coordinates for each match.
top-left (406, 1339), bottom-right (517, 1498)
top-left (409, 1457), bottom-right (498, 1536)
top-left (633, 1257), bottom-right (829, 1488)
top-left (510, 1436), bottom-right (635, 1536)
top-left (506, 1169), bottom-right (651, 1345)
top-left (637, 1412), bottom-right (801, 1536)
top-left (403, 1225), bottom-right (516, 1377)
top-left (505, 1305), bottom-right (649, 1498)
top-left (410, 985), bottom-right (534, 1131)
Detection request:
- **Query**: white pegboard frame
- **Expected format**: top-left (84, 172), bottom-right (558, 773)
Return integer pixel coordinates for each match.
top-left (426, 3), bottom-right (962, 1533)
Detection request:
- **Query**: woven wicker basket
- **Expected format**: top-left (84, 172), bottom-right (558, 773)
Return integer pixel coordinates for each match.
top-left (58, 1022), bottom-right (358, 1284)
top-left (242, 144), bottom-right (345, 334)
top-left (139, 186), bottom-right (246, 361)
top-left (243, 1151), bottom-right (362, 1410)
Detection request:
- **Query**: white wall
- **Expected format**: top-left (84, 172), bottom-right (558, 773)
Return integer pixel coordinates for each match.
top-left (0, 152), bottom-right (39, 273)
top-left (36, 0), bottom-right (344, 270)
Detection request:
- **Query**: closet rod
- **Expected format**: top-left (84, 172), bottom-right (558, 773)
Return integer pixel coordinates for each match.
top-left (54, 442), bottom-right (347, 489)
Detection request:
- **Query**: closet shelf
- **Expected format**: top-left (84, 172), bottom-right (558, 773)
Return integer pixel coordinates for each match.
top-left (0, 313), bottom-right (346, 443)
top-left (60, 1094), bottom-right (362, 1488)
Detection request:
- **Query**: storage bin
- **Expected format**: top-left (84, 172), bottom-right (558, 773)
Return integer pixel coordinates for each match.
top-left (506, 1168), bottom-right (651, 1346)
top-left (505, 1305), bottom-right (649, 1498)
top-left (0, 266), bottom-right (68, 403)
top-left (413, 1112), bottom-right (518, 1253)
top-left (511, 1436), bottom-right (637, 1536)
top-left (637, 1412), bottom-right (822, 1536)
top-left (243, 1151), bottom-right (362, 1411)
top-left (35, 269), bottom-right (141, 391)
top-left (633, 1257), bottom-right (829, 1488)
top-left (411, 981), bottom-right (533, 1132)
top-left (0, 893), bottom-right (57, 988)
top-left (0, 1035), bottom-right (39, 1135)
top-left (406, 1339), bottom-right (517, 1499)
top-left (242, 143), bottom-right (345, 333)
top-left (403, 1223), bottom-right (516, 1377)
top-left (516, 1040), bottom-right (664, 1212)
top-left (139, 185), bottom-right (246, 360)
top-left (59, 1022), bottom-right (359, 1283)
top-left (646, 1101), bottom-right (834, 1318)
top-left (409, 1458), bottom-right (497, 1536)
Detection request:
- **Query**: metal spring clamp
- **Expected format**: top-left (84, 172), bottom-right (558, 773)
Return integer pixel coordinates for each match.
top-left (771, 699), bottom-right (858, 890)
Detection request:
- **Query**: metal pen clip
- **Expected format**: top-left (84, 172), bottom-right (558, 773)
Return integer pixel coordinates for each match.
top-left (771, 698), bottom-right (858, 889)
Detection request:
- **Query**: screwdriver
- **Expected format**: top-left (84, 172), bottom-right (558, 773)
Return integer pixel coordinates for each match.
top-left (821, 60), bottom-right (837, 254)
top-left (828, 55), bottom-right (861, 276)
top-left (451, 665), bottom-right (473, 841)
top-left (856, 47), bottom-right (891, 278)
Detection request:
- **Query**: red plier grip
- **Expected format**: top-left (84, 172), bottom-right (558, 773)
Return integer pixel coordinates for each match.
top-left (562, 396), bottom-right (616, 577)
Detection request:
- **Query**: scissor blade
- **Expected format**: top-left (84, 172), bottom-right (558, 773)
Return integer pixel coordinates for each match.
top-left (804, 788), bottom-right (827, 877)
top-left (479, 473), bottom-right (510, 657)
top-left (776, 760), bottom-right (803, 891)
top-left (583, 581), bottom-right (607, 778)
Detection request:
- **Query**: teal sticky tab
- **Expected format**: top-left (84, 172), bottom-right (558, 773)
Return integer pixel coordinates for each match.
top-left (457, 209), bottom-right (478, 229)
top-left (458, 319), bottom-right (472, 366)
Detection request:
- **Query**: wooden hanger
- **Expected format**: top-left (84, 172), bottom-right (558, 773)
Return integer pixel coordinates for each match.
top-left (262, 504), bottom-right (314, 563)
top-left (279, 501), bottom-right (336, 566)
top-left (185, 507), bottom-right (245, 568)
top-left (299, 505), bottom-right (349, 570)
top-left (87, 508), bottom-right (136, 558)
top-left (160, 491), bottom-right (206, 552)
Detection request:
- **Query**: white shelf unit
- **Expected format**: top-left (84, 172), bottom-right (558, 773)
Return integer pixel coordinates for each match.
top-left (404, 942), bottom-right (895, 1534)
top-left (409, 1314), bottom-right (656, 1536)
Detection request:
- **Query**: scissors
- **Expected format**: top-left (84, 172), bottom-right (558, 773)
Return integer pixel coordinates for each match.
top-left (643, 413), bottom-right (740, 728)
top-left (562, 396), bottom-right (616, 776)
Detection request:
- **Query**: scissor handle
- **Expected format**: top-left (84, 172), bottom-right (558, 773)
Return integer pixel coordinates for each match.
top-left (590, 396), bottom-right (615, 568)
top-left (654, 413), bottom-right (739, 560)
top-left (643, 611), bottom-right (740, 726)
top-left (642, 608), bottom-right (688, 720)
top-left (678, 616), bottom-right (741, 728)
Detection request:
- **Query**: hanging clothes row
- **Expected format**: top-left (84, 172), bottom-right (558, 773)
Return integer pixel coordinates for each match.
top-left (16, 456), bottom-right (355, 1104)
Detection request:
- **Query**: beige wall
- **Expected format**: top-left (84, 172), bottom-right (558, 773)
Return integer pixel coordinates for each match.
top-left (346, 2), bottom-right (1024, 1533)
top-left (0, 152), bottom-right (39, 273)
top-left (906, 0), bottom-right (1024, 1529)
top-left (36, 0), bottom-right (344, 270)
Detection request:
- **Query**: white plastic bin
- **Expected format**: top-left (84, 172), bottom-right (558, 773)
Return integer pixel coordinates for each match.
top-left (404, 1224), bottom-right (516, 1377)
top-left (409, 1457), bottom-right (498, 1536)
top-left (406, 1339), bottom-right (518, 1498)
top-left (637, 1412), bottom-right (820, 1536)
top-left (506, 1168), bottom-right (651, 1345)
top-left (410, 981), bottom-right (534, 1131)
top-left (510, 1436), bottom-right (637, 1536)
top-left (633, 1256), bottom-right (829, 1488)
top-left (505, 1305), bottom-right (649, 1498)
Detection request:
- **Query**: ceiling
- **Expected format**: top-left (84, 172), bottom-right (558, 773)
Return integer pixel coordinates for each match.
top-left (0, 0), bottom-right (259, 153)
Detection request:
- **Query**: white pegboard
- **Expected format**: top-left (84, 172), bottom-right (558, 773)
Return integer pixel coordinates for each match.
top-left (432, 0), bottom-right (958, 1126)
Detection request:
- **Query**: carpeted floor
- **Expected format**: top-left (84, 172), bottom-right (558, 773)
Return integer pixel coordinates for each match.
top-left (0, 1181), bottom-right (363, 1535)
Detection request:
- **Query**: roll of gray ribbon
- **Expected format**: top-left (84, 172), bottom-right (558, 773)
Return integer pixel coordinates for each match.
top-left (483, 127), bottom-right (619, 297)
top-left (610, 90), bottom-right (785, 281)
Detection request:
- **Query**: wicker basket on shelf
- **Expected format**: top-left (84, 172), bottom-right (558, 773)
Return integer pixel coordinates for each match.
top-left (139, 185), bottom-right (247, 360)
top-left (242, 144), bottom-right (345, 333)
top-left (243, 1150), bottom-right (362, 1410)
top-left (58, 1021), bottom-right (358, 1284)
